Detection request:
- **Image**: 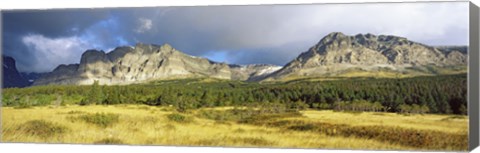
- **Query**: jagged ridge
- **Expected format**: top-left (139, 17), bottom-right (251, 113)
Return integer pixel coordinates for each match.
top-left (34, 43), bottom-right (281, 85)
top-left (263, 32), bottom-right (467, 81)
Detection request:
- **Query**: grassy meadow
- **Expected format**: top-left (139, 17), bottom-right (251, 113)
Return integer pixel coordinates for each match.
top-left (1, 104), bottom-right (468, 151)
top-left (1, 74), bottom-right (468, 151)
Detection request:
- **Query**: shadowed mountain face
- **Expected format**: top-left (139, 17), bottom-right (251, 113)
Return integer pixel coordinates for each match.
top-left (33, 32), bottom-right (467, 85)
top-left (3, 56), bottom-right (30, 88)
top-left (20, 72), bottom-right (47, 84)
top-left (263, 32), bottom-right (467, 81)
top-left (435, 46), bottom-right (468, 54)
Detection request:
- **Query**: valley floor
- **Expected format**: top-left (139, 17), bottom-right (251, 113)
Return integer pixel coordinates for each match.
top-left (1, 105), bottom-right (468, 151)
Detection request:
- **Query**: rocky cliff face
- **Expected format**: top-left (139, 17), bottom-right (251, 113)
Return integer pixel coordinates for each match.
top-left (3, 56), bottom-right (30, 88)
top-left (34, 43), bottom-right (280, 85)
top-left (33, 33), bottom-right (468, 85)
top-left (264, 32), bottom-right (467, 81)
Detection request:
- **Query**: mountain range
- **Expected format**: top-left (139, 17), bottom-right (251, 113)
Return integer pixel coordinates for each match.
top-left (32, 43), bottom-right (282, 85)
top-left (3, 32), bottom-right (468, 87)
top-left (3, 56), bottom-right (30, 88)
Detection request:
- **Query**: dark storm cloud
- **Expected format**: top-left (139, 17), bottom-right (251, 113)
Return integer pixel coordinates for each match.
top-left (3, 9), bottom-right (110, 37)
top-left (2, 9), bottom-right (111, 72)
top-left (108, 2), bottom-right (469, 64)
top-left (1, 2), bottom-right (469, 73)
top-left (113, 5), bottom-right (331, 56)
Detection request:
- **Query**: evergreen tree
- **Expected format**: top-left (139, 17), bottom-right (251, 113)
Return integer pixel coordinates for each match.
top-left (80, 80), bottom-right (104, 105)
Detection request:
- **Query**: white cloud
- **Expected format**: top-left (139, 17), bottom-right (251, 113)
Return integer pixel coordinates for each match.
top-left (300, 2), bottom-right (469, 45)
top-left (148, 2), bottom-right (467, 52)
top-left (135, 18), bottom-right (153, 33)
top-left (21, 34), bottom-right (95, 72)
top-left (11, 2), bottom-right (470, 72)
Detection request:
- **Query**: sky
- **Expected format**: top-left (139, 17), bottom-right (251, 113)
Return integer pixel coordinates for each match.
top-left (1, 2), bottom-right (469, 73)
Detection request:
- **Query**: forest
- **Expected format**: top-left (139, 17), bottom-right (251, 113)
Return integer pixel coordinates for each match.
top-left (2, 74), bottom-right (468, 115)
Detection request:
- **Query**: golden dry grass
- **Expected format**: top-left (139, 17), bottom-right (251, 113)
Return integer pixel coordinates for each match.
top-left (301, 110), bottom-right (468, 134)
top-left (1, 105), bottom-right (467, 151)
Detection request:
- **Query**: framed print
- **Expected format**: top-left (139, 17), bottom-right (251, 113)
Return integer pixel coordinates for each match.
top-left (1, 1), bottom-right (479, 152)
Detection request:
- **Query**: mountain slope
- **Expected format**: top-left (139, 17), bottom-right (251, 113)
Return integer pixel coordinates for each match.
top-left (435, 46), bottom-right (468, 54)
top-left (20, 72), bottom-right (47, 84)
top-left (263, 32), bottom-right (467, 81)
top-left (3, 56), bottom-right (30, 88)
top-left (229, 64), bottom-right (282, 81)
top-left (34, 43), bottom-right (280, 85)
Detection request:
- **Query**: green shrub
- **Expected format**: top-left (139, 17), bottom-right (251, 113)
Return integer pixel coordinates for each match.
top-left (66, 110), bottom-right (86, 114)
top-left (175, 100), bottom-right (197, 113)
top-left (13, 103), bottom-right (32, 109)
top-left (61, 94), bottom-right (84, 105)
top-left (94, 138), bottom-right (124, 144)
top-left (81, 80), bottom-right (105, 105)
top-left (79, 113), bottom-right (120, 127)
top-left (312, 102), bottom-right (331, 110)
top-left (35, 94), bottom-right (56, 106)
top-left (167, 113), bottom-right (191, 123)
top-left (19, 120), bottom-right (68, 138)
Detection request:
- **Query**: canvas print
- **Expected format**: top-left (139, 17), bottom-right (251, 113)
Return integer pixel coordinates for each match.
top-left (1, 2), bottom-right (470, 151)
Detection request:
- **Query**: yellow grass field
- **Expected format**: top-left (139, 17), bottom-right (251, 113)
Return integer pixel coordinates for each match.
top-left (1, 105), bottom-right (468, 151)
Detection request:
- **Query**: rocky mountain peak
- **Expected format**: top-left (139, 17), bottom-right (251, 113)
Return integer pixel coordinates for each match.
top-left (53, 64), bottom-right (79, 72)
top-left (324, 32), bottom-right (347, 39)
top-left (107, 46), bottom-right (134, 62)
top-left (3, 56), bottom-right (16, 69)
top-left (134, 43), bottom-right (157, 54)
top-left (34, 43), bottom-right (280, 85)
top-left (314, 33), bottom-right (414, 53)
top-left (312, 32), bottom-right (349, 53)
top-left (81, 50), bottom-right (107, 63)
top-left (159, 43), bottom-right (174, 51)
top-left (132, 43), bottom-right (179, 55)
top-left (31, 33), bottom-right (468, 85)
top-left (264, 32), bottom-right (468, 81)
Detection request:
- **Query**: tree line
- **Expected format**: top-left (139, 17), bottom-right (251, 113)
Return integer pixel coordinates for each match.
top-left (2, 74), bottom-right (467, 115)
